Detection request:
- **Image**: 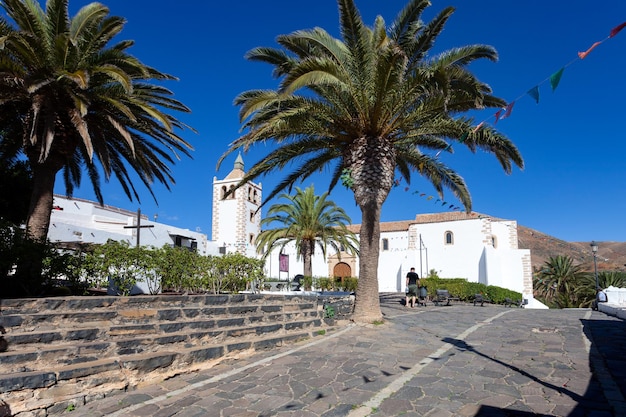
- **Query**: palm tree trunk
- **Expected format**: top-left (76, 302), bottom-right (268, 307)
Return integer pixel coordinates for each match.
top-left (353, 200), bottom-right (383, 322)
top-left (302, 240), bottom-right (313, 278)
top-left (26, 162), bottom-right (58, 241)
top-left (348, 135), bottom-right (395, 323)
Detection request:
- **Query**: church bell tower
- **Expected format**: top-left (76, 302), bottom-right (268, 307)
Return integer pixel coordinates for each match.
top-left (212, 153), bottom-right (262, 257)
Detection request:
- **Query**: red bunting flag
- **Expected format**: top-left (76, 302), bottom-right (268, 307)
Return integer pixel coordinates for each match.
top-left (610, 22), bottom-right (626, 38)
top-left (578, 41), bottom-right (602, 59)
top-left (501, 102), bottom-right (515, 119)
top-left (494, 109), bottom-right (503, 124)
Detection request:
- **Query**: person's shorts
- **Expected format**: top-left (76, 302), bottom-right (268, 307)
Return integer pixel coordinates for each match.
top-left (407, 284), bottom-right (418, 296)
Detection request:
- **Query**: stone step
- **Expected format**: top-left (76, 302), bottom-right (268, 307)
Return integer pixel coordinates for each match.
top-left (0, 317), bottom-right (322, 373)
top-left (0, 294), bottom-right (314, 316)
top-left (0, 328), bottom-right (322, 416)
top-left (1, 308), bottom-right (320, 346)
top-left (0, 301), bottom-right (319, 331)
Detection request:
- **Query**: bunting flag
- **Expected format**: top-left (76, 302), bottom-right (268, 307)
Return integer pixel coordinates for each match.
top-left (413, 21), bottom-right (626, 212)
top-left (550, 68), bottom-right (565, 91)
top-left (610, 22), bottom-right (626, 38)
top-left (493, 109), bottom-right (503, 125)
top-left (578, 41), bottom-right (601, 59)
top-left (501, 101), bottom-right (515, 119)
top-left (527, 86), bottom-right (540, 104)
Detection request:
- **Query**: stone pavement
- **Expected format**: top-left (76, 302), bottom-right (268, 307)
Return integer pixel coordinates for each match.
top-left (57, 294), bottom-right (626, 417)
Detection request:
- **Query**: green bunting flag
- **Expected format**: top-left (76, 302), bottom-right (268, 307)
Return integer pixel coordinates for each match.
top-left (550, 68), bottom-right (565, 91)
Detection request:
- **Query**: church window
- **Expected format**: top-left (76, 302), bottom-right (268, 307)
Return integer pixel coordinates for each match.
top-left (444, 231), bottom-right (454, 245)
top-left (382, 238), bottom-right (389, 251)
top-left (221, 186), bottom-right (227, 200)
top-left (249, 233), bottom-right (255, 244)
top-left (491, 235), bottom-right (497, 248)
top-left (250, 210), bottom-right (255, 222)
top-left (248, 187), bottom-right (252, 201)
top-left (253, 190), bottom-right (258, 204)
top-left (228, 185), bottom-right (236, 199)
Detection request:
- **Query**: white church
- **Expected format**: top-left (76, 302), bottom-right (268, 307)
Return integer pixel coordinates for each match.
top-left (48, 154), bottom-right (541, 307)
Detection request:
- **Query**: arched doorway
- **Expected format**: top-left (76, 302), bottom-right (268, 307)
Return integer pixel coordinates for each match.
top-left (333, 262), bottom-right (352, 287)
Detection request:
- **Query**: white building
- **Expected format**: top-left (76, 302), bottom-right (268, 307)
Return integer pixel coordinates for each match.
top-left (48, 195), bottom-right (219, 256)
top-left (47, 154), bottom-right (542, 307)
top-left (264, 212), bottom-right (541, 308)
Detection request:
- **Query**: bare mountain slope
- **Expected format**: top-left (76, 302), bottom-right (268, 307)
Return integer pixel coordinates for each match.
top-left (517, 225), bottom-right (626, 272)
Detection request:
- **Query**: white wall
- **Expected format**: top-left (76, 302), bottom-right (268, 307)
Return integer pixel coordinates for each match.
top-left (48, 195), bottom-right (219, 256)
top-left (261, 217), bottom-right (532, 295)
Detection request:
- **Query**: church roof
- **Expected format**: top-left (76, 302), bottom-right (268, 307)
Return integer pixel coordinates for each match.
top-left (345, 212), bottom-right (504, 233)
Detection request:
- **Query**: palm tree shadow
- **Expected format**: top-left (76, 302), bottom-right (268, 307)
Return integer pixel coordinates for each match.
top-left (444, 316), bottom-right (626, 416)
top-left (442, 338), bottom-right (582, 401)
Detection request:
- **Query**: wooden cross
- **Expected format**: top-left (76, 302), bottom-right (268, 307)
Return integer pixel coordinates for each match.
top-left (123, 208), bottom-right (154, 247)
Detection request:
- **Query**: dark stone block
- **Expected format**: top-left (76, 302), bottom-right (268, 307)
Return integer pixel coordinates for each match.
top-left (216, 318), bottom-right (245, 328)
top-left (57, 360), bottom-right (120, 380)
top-left (0, 351), bottom-right (38, 364)
top-left (261, 305), bottom-right (282, 313)
top-left (182, 308), bottom-right (200, 318)
top-left (249, 315), bottom-right (264, 323)
top-left (201, 307), bottom-right (227, 316)
top-left (227, 341), bottom-right (252, 352)
top-left (159, 322), bottom-right (186, 333)
top-left (204, 295), bottom-right (229, 305)
top-left (66, 329), bottom-right (99, 341)
top-left (188, 320), bottom-right (216, 330)
top-left (228, 294), bottom-right (246, 304)
top-left (228, 306), bottom-right (258, 315)
top-left (43, 299), bottom-right (66, 311)
top-left (187, 346), bottom-right (224, 363)
top-left (154, 334), bottom-right (187, 345)
top-left (8, 332), bottom-right (62, 344)
top-left (122, 353), bottom-right (176, 373)
top-left (109, 324), bottom-right (156, 334)
top-left (0, 371), bottom-right (56, 391)
top-left (118, 347), bottom-right (144, 355)
top-left (285, 321), bottom-right (306, 330)
top-left (158, 309), bottom-right (181, 321)
top-left (253, 337), bottom-right (284, 350)
top-left (66, 298), bottom-right (114, 310)
top-left (256, 324), bottom-right (283, 335)
top-left (0, 315), bottom-right (23, 328)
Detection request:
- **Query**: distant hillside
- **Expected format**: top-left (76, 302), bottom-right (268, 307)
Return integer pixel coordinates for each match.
top-left (517, 225), bottom-right (626, 272)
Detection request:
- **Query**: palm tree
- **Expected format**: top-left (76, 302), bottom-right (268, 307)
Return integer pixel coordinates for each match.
top-left (218, 0), bottom-right (523, 323)
top-left (534, 255), bottom-right (586, 308)
top-left (255, 185), bottom-right (358, 278)
top-left (0, 0), bottom-right (193, 245)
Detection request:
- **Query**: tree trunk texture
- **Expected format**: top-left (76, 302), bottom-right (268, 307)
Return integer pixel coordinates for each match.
top-left (347, 136), bottom-right (395, 323)
top-left (26, 161), bottom-right (59, 241)
top-left (302, 239), bottom-right (313, 278)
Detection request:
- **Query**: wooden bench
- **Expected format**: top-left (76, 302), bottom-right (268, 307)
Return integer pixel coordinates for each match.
top-left (473, 294), bottom-right (491, 307)
top-left (505, 298), bottom-right (527, 308)
top-left (434, 289), bottom-right (460, 306)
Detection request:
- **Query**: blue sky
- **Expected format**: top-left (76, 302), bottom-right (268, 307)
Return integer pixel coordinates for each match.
top-left (51, 0), bottom-right (626, 242)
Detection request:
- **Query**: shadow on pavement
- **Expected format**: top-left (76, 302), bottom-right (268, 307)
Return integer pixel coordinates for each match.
top-left (442, 314), bottom-right (626, 417)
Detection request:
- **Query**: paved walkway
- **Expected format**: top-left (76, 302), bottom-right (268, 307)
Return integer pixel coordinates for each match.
top-left (60, 294), bottom-right (626, 417)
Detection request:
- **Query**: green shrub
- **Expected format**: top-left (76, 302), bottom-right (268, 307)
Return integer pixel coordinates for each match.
top-left (420, 277), bottom-right (522, 304)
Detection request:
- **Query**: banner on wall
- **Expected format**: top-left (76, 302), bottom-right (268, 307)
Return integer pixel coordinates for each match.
top-left (279, 254), bottom-right (289, 273)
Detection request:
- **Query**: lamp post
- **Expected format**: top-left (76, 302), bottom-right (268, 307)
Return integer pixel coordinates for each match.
top-left (590, 241), bottom-right (599, 291)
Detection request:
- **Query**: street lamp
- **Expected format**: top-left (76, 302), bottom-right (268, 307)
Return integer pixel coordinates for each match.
top-left (590, 241), bottom-right (599, 291)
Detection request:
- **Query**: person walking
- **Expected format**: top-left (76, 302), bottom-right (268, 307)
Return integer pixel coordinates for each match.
top-left (405, 267), bottom-right (420, 307)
